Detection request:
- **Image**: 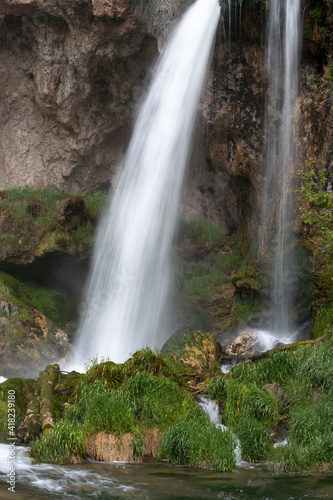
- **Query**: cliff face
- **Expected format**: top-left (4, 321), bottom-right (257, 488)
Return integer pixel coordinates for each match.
top-left (0, 0), bottom-right (158, 192)
top-left (0, 0), bottom-right (332, 241)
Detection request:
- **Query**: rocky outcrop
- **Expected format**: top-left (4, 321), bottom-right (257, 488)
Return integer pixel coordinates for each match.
top-left (0, 295), bottom-right (72, 378)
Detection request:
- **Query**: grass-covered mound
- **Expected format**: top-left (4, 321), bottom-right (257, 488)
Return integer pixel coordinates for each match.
top-left (29, 349), bottom-right (237, 470)
top-left (207, 333), bottom-right (333, 471)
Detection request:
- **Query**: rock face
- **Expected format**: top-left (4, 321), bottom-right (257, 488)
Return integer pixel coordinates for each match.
top-left (0, 0), bottom-right (158, 193)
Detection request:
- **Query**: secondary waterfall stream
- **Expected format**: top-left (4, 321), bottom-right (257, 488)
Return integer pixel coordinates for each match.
top-left (261, 0), bottom-right (302, 340)
top-left (72, 0), bottom-right (220, 367)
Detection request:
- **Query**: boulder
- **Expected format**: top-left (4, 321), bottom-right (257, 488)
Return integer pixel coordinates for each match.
top-left (161, 328), bottom-right (223, 372)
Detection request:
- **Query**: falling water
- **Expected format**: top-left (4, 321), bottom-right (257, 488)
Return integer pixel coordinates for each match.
top-left (72, 0), bottom-right (220, 367)
top-left (262, 0), bottom-right (302, 337)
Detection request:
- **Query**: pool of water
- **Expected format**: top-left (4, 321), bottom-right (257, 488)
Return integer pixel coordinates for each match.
top-left (0, 445), bottom-right (332, 500)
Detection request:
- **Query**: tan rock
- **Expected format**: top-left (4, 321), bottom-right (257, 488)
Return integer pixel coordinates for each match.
top-left (86, 431), bottom-right (140, 462)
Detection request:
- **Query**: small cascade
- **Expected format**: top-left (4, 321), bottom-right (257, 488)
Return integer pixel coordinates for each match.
top-left (72, 0), bottom-right (220, 368)
top-left (261, 0), bottom-right (303, 339)
top-left (198, 395), bottom-right (242, 463)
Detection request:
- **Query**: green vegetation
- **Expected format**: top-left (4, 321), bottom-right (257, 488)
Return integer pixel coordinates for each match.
top-left (295, 166), bottom-right (333, 293)
top-left (31, 420), bottom-right (86, 465)
top-left (217, 334), bottom-right (333, 470)
top-left (0, 271), bottom-right (78, 330)
top-left (310, 8), bottom-right (322, 24)
top-left (175, 219), bottom-right (260, 332)
top-left (312, 302), bottom-right (333, 339)
top-left (29, 349), bottom-right (236, 469)
top-left (158, 406), bottom-right (236, 471)
top-left (0, 186), bottom-right (107, 257)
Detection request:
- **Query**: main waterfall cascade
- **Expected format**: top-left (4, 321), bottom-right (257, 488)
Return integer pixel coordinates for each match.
top-left (261, 0), bottom-right (303, 340)
top-left (72, 0), bottom-right (220, 368)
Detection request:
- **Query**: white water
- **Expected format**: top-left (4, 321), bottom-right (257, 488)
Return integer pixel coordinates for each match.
top-left (0, 444), bottom-right (139, 498)
top-left (72, 0), bottom-right (220, 368)
top-left (262, 0), bottom-right (302, 338)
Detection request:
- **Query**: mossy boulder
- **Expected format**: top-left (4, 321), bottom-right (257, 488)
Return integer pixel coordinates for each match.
top-left (0, 365), bottom-right (83, 444)
top-left (161, 328), bottom-right (223, 372)
top-left (0, 292), bottom-right (71, 378)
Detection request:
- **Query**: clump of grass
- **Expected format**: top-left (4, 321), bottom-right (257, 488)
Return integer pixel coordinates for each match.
top-left (122, 371), bottom-right (194, 429)
top-left (2, 185), bottom-right (69, 207)
top-left (236, 416), bottom-right (271, 462)
top-left (242, 385), bottom-right (279, 423)
top-left (206, 375), bottom-right (227, 400)
top-left (288, 394), bottom-right (333, 447)
top-left (158, 406), bottom-right (237, 471)
top-left (30, 420), bottom-right (86, 465)
top-left (79, 381), bottom-right (139, 435)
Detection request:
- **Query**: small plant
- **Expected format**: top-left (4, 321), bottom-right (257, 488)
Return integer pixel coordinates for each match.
top-left (319, 27), bottom-right (330, 36)
top-left (310, 8), bottom-right (322, 23)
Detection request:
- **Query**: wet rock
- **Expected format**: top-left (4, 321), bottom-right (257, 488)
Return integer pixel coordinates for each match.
top-left (224, 330), bottom-right (255, 356)
top-left (161, 328), bottom-right (223, 371)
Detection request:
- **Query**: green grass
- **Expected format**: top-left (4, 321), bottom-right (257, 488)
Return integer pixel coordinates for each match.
top-left (220, 334), bottom-right (333, 468)
top-left (30, 420), bottom-right (86, 465)
top-left (158, 406), bottom-right (237, 471)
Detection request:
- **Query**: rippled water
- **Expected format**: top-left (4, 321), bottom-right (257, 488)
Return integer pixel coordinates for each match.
top-left (0, 445), bottom-right (332, 500)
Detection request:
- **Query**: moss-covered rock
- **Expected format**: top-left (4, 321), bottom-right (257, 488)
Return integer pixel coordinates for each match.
top-left (0, 292), bottom-right (71, 378)
top-left (161, 328), bottom-right (223, 372)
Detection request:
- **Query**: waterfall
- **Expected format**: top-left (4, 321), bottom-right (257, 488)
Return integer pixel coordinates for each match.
top-left (262, 0), bottom-right (302, 337)
top-left (72, 0), bottom-right (220, 368)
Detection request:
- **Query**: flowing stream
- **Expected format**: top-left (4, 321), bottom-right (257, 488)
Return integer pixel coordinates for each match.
top-left (261, 0), bottom-right (302, 339)
top-left (0, 444), bottom-right (331, 499)
top-left (72, 0), bottom-right (220, 368)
